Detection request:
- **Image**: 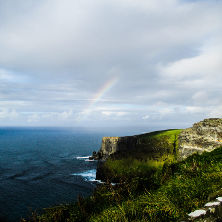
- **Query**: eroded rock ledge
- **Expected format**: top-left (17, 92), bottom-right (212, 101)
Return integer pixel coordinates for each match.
top-left (178, 118), bottom-right (222, 159)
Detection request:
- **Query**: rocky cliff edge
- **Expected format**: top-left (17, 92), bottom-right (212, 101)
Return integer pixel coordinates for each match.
top-left (178, 118), bottom-right (222, 159)
top-left (93, 118), bottom-right (222, 161)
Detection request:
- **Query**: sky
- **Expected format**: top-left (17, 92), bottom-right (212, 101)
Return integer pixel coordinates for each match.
top-left (0, 0), bottom-right (221, 129)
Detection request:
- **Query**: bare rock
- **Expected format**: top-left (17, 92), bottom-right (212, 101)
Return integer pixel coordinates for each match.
top-left (178, 118), bottom-right (222, 159)
top-left (99, 136), bottom-right (137, 160)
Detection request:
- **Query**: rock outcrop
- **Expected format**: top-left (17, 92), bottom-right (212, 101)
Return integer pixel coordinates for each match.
top-left (178, 118), bottom-right (222, 159)
top-left (97, 136), bottom-right (137, 160)
top-left (93, 129), bottom-right (181, 161)
top-left (186, 195), bottom-right (222, 221)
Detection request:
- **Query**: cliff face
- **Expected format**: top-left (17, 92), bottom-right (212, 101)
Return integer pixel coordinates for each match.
top-left (95, 131), bottom-right (181, 181)
top-left (96, 129), bottom-right (181, 161)
top-left (95, 118), bottom-right (222, 162)
top-left (95, 118), bottom-right (222, 182)
top-left (178, 118), bottom-right (222, 159)
top-left (99, 136), bottom-right (137, 160)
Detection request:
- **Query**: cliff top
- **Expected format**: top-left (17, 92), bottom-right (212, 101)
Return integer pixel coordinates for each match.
top-left (98, 118), bottom-right (222, 161)
top-left (193, 118), bottom-right (222, 128)
top-left (98, 129), bottom-right (182, 161)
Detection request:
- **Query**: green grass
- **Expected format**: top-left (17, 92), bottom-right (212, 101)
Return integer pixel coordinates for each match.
top-left (89, 147), bottom-right (222, 222)
top-left (106, 158), bottom-right (165, 176)
top-left (100, 158), bottom-right (165, 183)
top-left (97, 129), bottom-right (182, 182)
top-left (135, 129), bottom-right (182, 159)
top-left (138, 129), bottom-right (182, 139)
top-left (26, 146), bottom-right (222, 222)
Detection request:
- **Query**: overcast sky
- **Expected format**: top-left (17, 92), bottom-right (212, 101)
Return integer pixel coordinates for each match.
top-left (0, 0), bottom-right (221, 129)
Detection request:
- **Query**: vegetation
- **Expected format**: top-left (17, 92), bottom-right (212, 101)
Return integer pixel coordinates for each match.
top-left (96, 129), bottom-right (182, 182)
top-left (24, 130), bottom-right (222, 222)
top-left (128, 129), bottom-right (182, 160)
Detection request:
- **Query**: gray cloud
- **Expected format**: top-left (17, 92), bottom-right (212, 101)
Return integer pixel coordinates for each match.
top-left (0, 0), bottom-right (221, 128)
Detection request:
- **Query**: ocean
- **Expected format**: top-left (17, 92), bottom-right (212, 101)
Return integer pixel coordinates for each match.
top-left (0, 127), bottom-right (144, 222)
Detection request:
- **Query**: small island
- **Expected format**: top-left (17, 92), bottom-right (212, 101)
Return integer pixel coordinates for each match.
top-left (25, 118), bottom-right (222, 221)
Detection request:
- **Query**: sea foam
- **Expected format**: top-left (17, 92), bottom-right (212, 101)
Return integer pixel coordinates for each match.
top-left (76, 156), bottom-right (97, 162)
top-left (76, 156), bottom-right (91, 159)
top-left (71, 169), bottom-right (105, 183)
top-left (72, 169), bottom-right (97, 181)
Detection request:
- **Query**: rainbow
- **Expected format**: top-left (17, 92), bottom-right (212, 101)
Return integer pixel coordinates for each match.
top-left (83, 76), bottom-right (118, 114)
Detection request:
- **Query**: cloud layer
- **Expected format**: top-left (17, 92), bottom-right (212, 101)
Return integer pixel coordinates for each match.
top-left (0, 0), bottom-right (221, 128)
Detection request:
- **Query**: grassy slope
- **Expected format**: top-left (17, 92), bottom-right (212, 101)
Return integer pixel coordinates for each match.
top-left (133, 129), bottom-right (182, 159)
top-left (91, 147), bottom-right (222, 221)
top-left (97, 129), bottom-right (182, 182)
top-left (26, 130), bottom-right (222, 222)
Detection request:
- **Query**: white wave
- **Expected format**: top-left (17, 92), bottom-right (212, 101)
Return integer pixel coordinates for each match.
top-left (76, 156), bottom-right (90, 159)
top-left (71, 169), bottom-right (117, 185)
top-left (89, 178), bottom-right (104, 183)
top-left (84, 159), bottom-right (96, 162)
top-left (71, 169), bottom-right (96, 181)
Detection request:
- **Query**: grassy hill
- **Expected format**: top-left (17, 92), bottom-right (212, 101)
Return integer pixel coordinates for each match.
top-left (96, 129), bottom-right (182, 182)
top-left (25, 130), bottom-right (222, 222)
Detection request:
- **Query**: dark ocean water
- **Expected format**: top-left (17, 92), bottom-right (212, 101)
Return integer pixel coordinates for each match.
top-left (0, 127), bottom-right (147, 222)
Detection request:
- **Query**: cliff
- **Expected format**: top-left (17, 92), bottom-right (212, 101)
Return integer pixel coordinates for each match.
top-left (98, 136), bottom-right (137, 160)
top-left (96, 129), bottom-right (182, 161)
top-left (95, 129), bottom-right (182, 181)
top-left (95, 118), bottom-right (222, 161)
top-left (30, 118), bottom-right (222, 222)
top-left (178, 118), bottom-right (222, 159)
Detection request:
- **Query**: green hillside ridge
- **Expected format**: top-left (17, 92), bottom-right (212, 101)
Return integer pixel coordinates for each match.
top-left (97, 129), bottom-right (182, 161)
top-left (25, 128), bottom-right (222, 222)
top-left (129, 129), bottom-right (182, 158)
top-left (96, 129), bottom-right (182, 182)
